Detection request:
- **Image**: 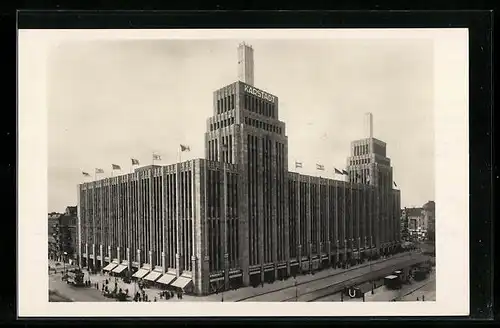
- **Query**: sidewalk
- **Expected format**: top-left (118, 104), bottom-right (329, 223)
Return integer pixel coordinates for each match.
top-left (399, 271), bottom-right (436, 302)
top-left (78, 251), bottom-right (417, 302)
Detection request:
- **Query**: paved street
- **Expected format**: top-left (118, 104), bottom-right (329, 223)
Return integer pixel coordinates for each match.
top-left (242, 252), bottom-right (429, 302)
top-left (48, 272), bottom-right (115, 302)
top-left (48, 251), bottom-right (430, 303)
top-left (317, 267), bottom-right (436, 302)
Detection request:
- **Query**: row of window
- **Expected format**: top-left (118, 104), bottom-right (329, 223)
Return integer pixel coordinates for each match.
top-left (210, 117), bottom-right (236, 132)
top-left (244, 116), bottom-right (282, 134)
top-left (350, 158), bottom-right (371, 166)
top-left (244, 94), bottom-right (275, 118)
top-left (354, 144), bottom-right (369, 156)
top-left (216, 94), bottom-right (235, 114)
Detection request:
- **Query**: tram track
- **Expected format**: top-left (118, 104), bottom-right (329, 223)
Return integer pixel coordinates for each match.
top-left (235, 252), bottom-right (417, 302)
top-left (393, 274), bottom-right (435, 301)
top-left (297, 258), bottom-right (421, 302)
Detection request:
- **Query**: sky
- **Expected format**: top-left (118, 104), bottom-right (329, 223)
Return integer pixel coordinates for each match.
top-left (47, 38), bottom-right (434, 212)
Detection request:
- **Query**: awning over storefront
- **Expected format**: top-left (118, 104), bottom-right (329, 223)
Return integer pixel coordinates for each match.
top-left (143, 270), bottom-right (162, 282)
top-left (157, 273), bottom-right (176, 285)
top-left (112, 264), bottom-right (128, 274)
top-left (103, 262), bottom-right (117, 272)
top-left (171, 276), bottom-right (193, 290)
top-left (132, 268), bottom-right (150, 279)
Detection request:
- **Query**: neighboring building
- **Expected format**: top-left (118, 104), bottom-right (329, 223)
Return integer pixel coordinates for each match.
top-left (400, 209), bottom-right (410, 242)
top-left (48, 206), bottom-right (78, 261)
top-left (48, 212), bottom-right (62, 260)
top-left (402, 201), bottom-right (435, 242)
top-left (423, 201), bottom-right (435, 242)
top-left (77, 43), bottom-right (402, 296)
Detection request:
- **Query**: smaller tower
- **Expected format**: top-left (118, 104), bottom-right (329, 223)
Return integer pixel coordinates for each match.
top-left (364, 112), bottom-right (373, 138)
top-left (238, 42), bottom-right (254, 86)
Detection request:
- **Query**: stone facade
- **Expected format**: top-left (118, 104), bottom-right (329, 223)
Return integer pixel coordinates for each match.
top-left (77, 43), bottom-right (402, 295)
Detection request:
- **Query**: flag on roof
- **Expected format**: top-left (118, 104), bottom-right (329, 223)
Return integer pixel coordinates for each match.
top-left (112, 164), bottom-right (121, 170)
top-left (180, 144), bottom-right (190, 152)
top-left (82, 171), bottom-right (90, 177)
top-left (131, 158), bottom-right (140, 165)
top-left (95, 168), bottom-right (104, 174)
top-left (316, 164), bottom-right (325, 171)
top-left (334, 168), bottom-right (342, 175)
top-left (295, 161), bottom-right (303, 169)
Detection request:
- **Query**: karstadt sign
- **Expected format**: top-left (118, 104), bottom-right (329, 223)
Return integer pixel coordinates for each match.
top-left (244, 85), bottom-right (275, 103)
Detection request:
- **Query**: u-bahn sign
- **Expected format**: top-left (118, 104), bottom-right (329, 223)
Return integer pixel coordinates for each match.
top-left (244, 85), bottom-right (275, 103)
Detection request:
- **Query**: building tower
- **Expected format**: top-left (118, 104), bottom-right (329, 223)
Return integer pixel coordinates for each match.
top-left (204, 42), bottom-right (289, 288)
top-left (346, 113), bottom-right (399, 254)
top-left (237, 42), bottom-right (255, 86)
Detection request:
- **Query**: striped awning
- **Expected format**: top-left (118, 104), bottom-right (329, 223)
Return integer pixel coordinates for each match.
top-left (103, 262), bottom-right (118, 272)
top-left (157, 273), bottom-right (176, 285)
top-left (143, 270), bottom-right (162, 282)
top-left (132, 268), bottom-right (149, 279)
top-left (112, 264), bottom-right (128, 274)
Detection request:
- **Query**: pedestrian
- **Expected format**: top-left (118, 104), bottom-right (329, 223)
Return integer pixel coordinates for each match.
top-left (154, 297), bottom-right (157, 302)
top-left (417, 297), bottom-right (419, 301)
top-left (422, 295), bottom-right (425, 301)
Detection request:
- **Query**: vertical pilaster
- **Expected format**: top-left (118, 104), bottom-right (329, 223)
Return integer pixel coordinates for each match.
top-left (306, 177), bottom-right (312, 266)
top-left (316, 177), bottom-right (321, 260)
top-left (257, 136), bottom-right (264, 281)
top-left (219, 138), bottom-right (229, 290)
top-left (193, 160), bottom-right (203, 294)
top-left (85, 243), bottom-right (89, 269)
top-left (92, 244), bottom-right (96, 268)
top-left (296, 179), bottom-right (301, 269)
top-left (326, 180), bottom-right (331, 264)
top-left (238, 127), bottom-right (250, 286)
top-left (175, 163), bottom-right (181, 276)
top-left (99, 244), bottom-right (104, 269)
top-left (77, 185), bottom-right (82, 267)
top-left (284, 172), bottom-right (290, 275)
top-left (126, 247), bottom-right (131, 271)
top-left (149, 172), bottom-right (154, 268)
top-left (271, 141), bottom-right (278, 276)
top-left (202, 162), bottom-right (212, 293)
top-left (118, 177), bottom-right (122, 259)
